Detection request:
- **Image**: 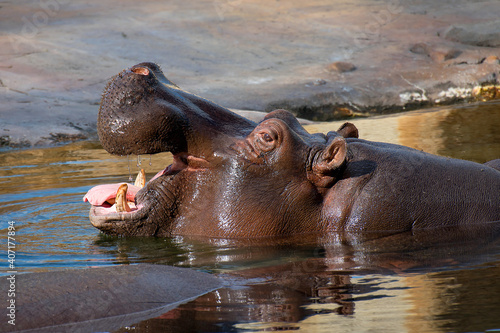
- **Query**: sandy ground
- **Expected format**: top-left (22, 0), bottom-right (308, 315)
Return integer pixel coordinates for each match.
top-left (0, 0), bottom-right (499, 148)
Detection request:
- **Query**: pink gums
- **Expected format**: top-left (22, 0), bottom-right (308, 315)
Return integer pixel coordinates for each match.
top-left (83, 183), bottom-right (142, 206)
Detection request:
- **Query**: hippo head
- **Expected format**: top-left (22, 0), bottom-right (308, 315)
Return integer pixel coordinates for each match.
top-left (86, 63), bottom-right (358, 238)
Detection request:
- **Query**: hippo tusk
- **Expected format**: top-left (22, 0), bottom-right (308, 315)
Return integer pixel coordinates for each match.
top-left (115, 184), bottom-right (132, 212)
top-left (134, 169), bottom-right (146, 188)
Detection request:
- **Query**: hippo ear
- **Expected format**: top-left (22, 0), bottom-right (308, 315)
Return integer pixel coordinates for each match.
top-left (337, 122), bottom-right (358, 138)
top-left (310, 136), bottom-right (347, 187)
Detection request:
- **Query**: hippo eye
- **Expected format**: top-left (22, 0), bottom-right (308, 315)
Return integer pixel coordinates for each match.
top-left (262, 133), bottom-right (273, 142)
top-left (255, 130), bottom-right (278, 153)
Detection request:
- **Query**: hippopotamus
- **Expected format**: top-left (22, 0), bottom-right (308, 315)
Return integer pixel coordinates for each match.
top-left (84, 62), bottom-right (500, 238)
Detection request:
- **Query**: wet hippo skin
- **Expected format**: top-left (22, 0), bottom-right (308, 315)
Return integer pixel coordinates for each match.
top-left (85, 62), bottom-right (500, 238)
top-left (0, 264), bottom-right (223, 333)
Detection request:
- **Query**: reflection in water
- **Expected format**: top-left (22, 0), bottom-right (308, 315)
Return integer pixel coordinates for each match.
top-left (0, 102), bottom-right (500, 332)
top-left (307, 100), bottom-right (500, 163)
top-left (0, 141), bottom-right (173, 273)
top-left (110, 231), bottom-right (500, 333)
top-left (404, 264), bottom-right (500, 333)
top-left (397, 101), bottom-right (500, 162)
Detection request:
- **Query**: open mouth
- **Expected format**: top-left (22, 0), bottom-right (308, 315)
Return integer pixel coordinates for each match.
top-left (83, 153), bottom-right (210, 217)
top-left (84, 169), bottom-right (150, 216)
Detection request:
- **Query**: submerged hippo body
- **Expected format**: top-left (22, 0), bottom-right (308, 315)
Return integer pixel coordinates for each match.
top-left (86, 63), bottom-right (500, 238)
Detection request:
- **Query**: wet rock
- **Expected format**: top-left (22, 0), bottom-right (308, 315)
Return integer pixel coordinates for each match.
top-left (443, 20), bottom-right (500, 47)
top-left (266, 98), bottom-right (359, 122)
top-left (472, 85), bottom-right (500, 101)
top-left (46, 132), bottom-right (88, 144)
top-left (232, 109), bottom-right (313, 125)
top-left (326, 61), bottom-right (357, 73)
top-left (0, 135), bottom-right (31, 149)
top-left (434, 87), bottom-right (472, 104)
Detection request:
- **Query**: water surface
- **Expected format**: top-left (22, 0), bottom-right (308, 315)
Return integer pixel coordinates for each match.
top-left (1, 102), bottom-right (499, 332)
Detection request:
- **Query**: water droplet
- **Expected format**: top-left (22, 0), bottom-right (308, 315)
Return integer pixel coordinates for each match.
top-left (127, 155), bottom-right (133, 181)
top-left (149, 154), bottom-right (152, 166)
top-left (137, 155), bottom-right (141, 167)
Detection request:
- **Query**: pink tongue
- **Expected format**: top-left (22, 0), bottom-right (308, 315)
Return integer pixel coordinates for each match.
top-left (151, 168), bottom-right (165, 181)
top-left (83, 183), bottom-right (141, 206)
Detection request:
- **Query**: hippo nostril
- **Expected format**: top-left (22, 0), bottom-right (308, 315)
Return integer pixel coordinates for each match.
top-left (132, 67), bottom-right (149, 76)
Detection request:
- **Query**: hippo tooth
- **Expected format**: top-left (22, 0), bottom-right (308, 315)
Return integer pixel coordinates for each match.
top-left (115, 184), bottom-right (132, 212)
top-left (134, 169), bottom-right (146, 188)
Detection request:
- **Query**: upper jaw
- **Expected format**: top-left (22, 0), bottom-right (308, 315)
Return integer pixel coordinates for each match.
top-left (98, 64), bottom-right (189, 156)
top-left (98, 62), bottom-right (255, 158)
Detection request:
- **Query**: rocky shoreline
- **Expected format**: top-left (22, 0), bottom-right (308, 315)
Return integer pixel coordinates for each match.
top-left (1, 0), bottom-right (499, 148)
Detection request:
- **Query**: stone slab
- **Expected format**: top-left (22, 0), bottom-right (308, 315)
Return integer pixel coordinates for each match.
top-left (1, 0), bottom-right (499, 147)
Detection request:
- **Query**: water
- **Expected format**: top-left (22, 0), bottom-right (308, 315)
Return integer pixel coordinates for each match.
top-left (1, 101), bottom-right (500, 332)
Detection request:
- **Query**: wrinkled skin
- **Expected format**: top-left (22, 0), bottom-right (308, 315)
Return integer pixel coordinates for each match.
top-left (87, 62), bottom-right (500, 238)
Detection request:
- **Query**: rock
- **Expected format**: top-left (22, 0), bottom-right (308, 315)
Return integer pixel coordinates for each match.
top-left (472, 85), bottom-right (500, 101)
top-left (409, 43), bottom-right (461, 62)
top-left (443, 20), bottom-right (500, 47)
top-left (483, 55), bottom-right (500, 65)
top-left (326, 61), bottom-right (357, 73)
top-left (313, 78), bottom-right (328, 86)
top-left (2, 0), bottom-right (500, 146)
top-left (410, 43), bottom-right (432, 56)
top-left (432, 49), bottom-right (462, 62)
top-left (232, 109), bottom-right (314, 125)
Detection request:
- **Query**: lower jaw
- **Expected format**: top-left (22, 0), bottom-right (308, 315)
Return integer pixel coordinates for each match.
top-left (90, 208), bottom-right (167, 237)
top-left (89, 204), bottom-right (144, 229)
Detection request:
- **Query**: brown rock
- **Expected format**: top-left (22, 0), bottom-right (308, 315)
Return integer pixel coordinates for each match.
top-left (483, 55), bottom-right (500, 64)
top-left (431, 49), bottom-right (462, 62)
top-left (410, 43), bottom-right (461, 62)
top-left (472, 85), bottom-right (500, 101)
top-left (444, 20), bottom-right (500, 47)
top-left (326, 61), bottom-right (357, 73)
top-left (410, 43), bottom-right (432, 56)
top-left (2, 0), bottom-right (500, 146)
top-left (430, 51), bottom-right (447, 63)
